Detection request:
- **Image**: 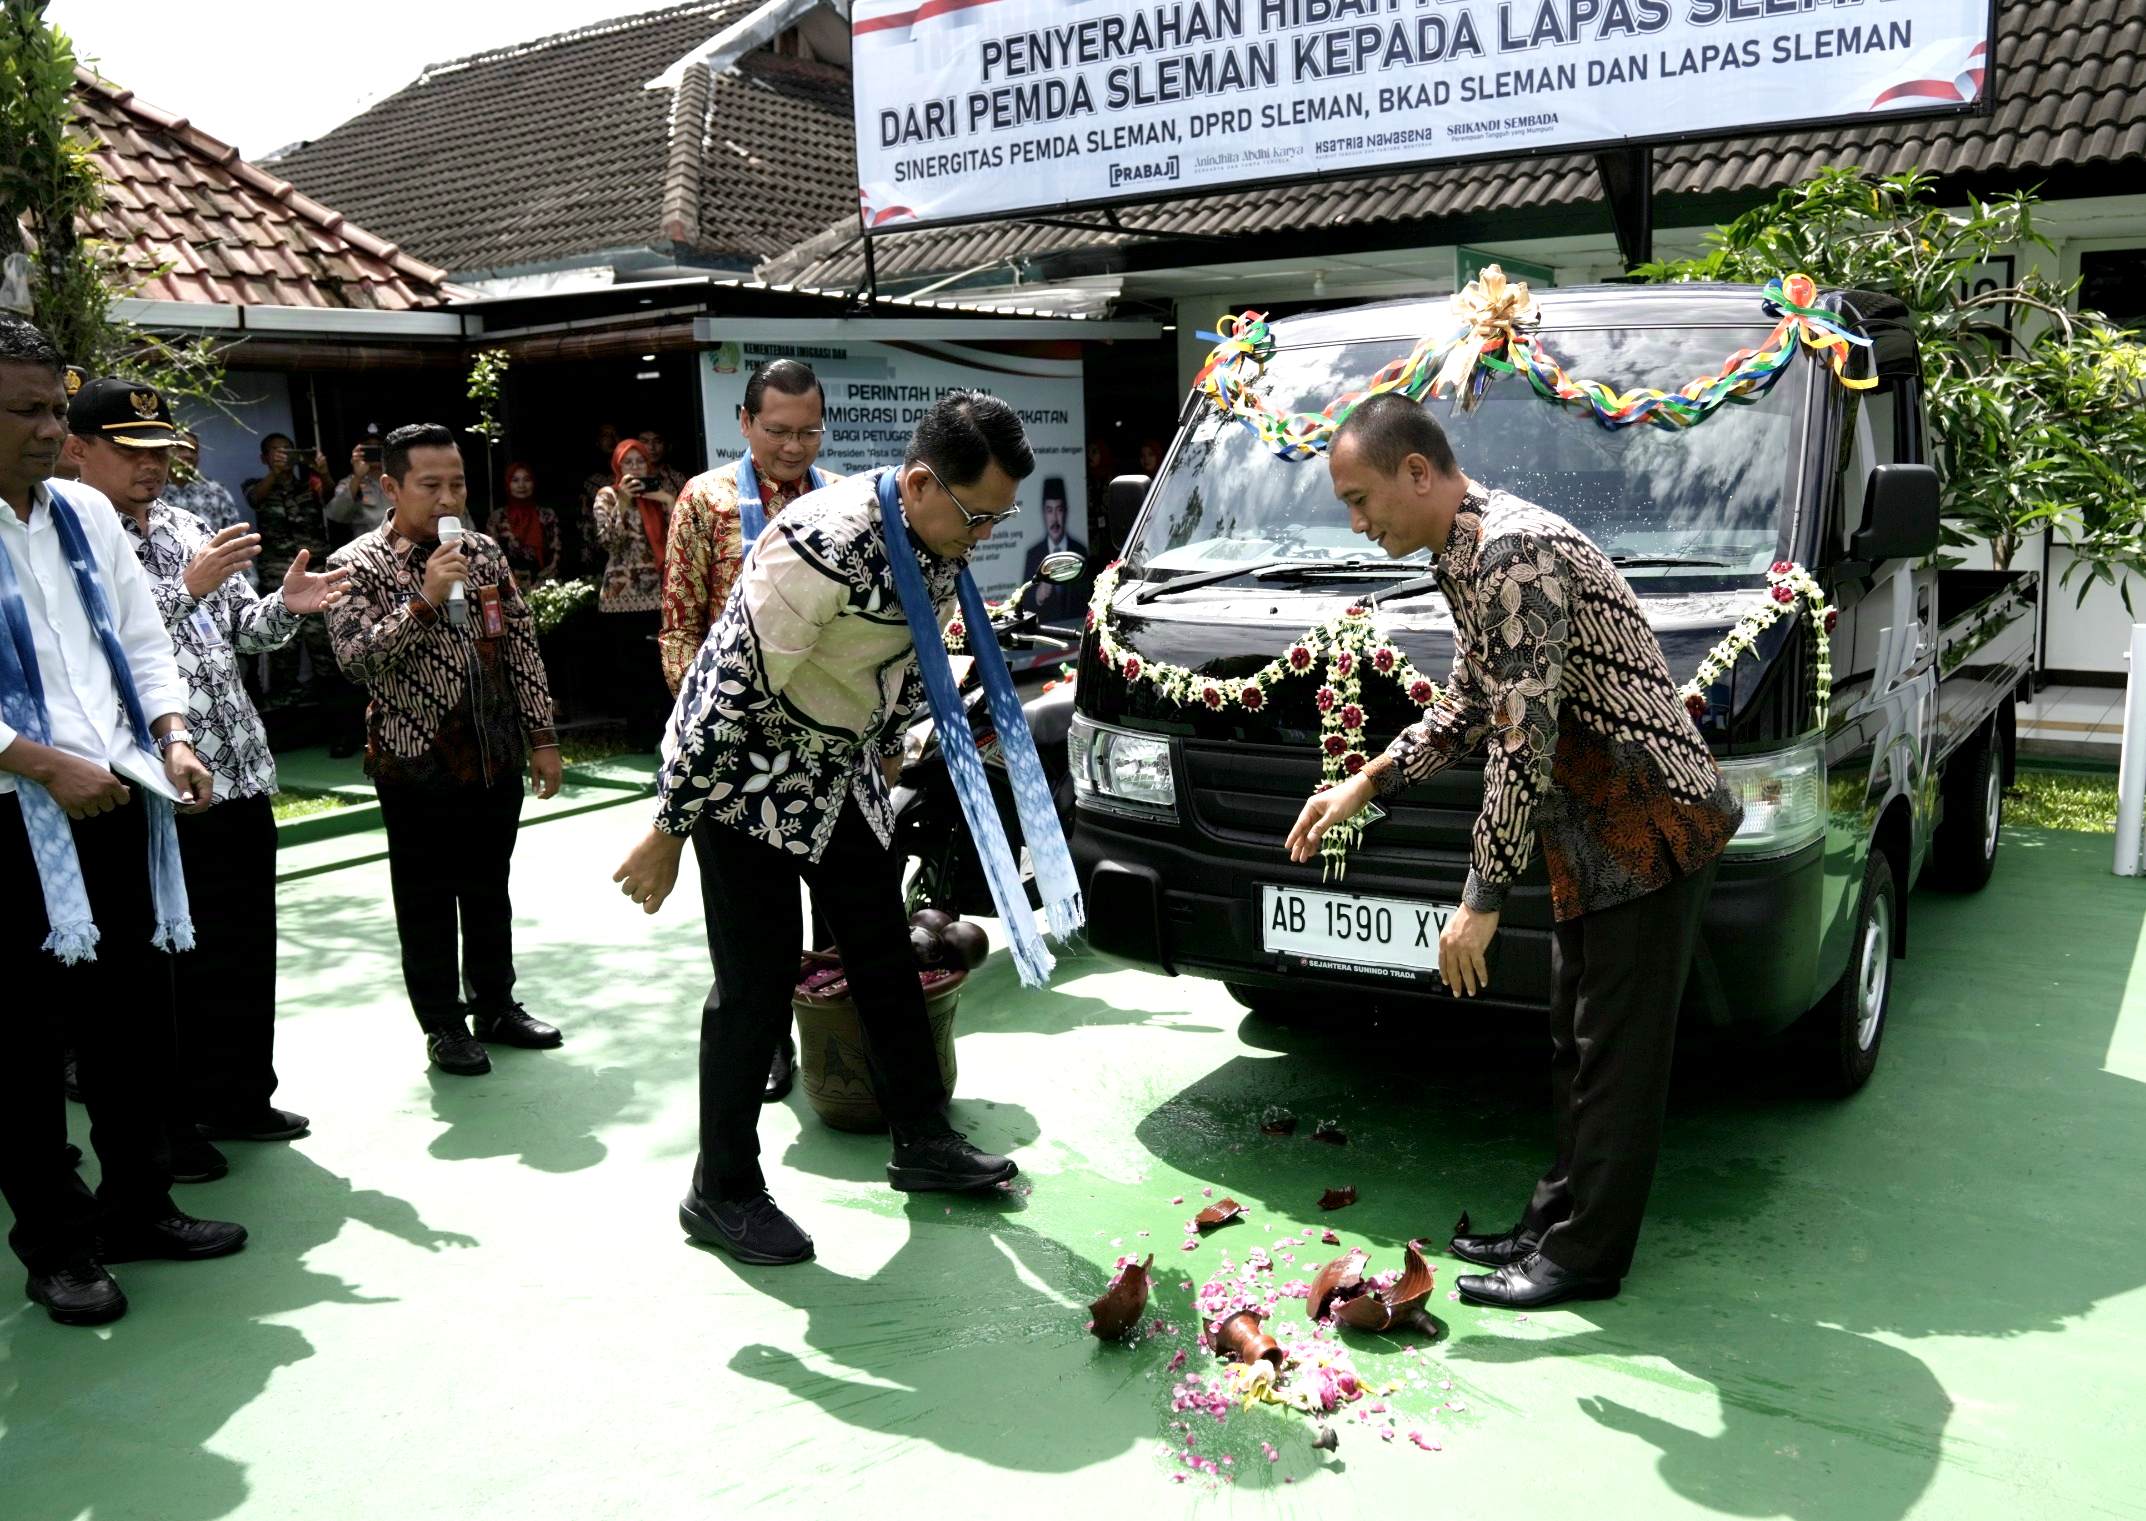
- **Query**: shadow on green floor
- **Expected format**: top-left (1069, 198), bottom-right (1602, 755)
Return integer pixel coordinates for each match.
top-left (0, 1147), bottom-right (473, 1521)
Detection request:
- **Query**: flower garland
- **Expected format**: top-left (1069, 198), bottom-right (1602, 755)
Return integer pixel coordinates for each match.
top-left (1677, 561), bottom-right (1836, 727)
top-left (1193, 269), bottom-right (1876, 461)
top-left (1087, 562), bottom-right (1443, 877)
top-left (942, 576), bottom-right (1036, 654)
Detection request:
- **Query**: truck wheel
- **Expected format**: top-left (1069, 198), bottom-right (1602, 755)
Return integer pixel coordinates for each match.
top-left (1929, 733), bottom-right (2001, 893)
top-left (1802, 846), bottom-right (1898, 1096)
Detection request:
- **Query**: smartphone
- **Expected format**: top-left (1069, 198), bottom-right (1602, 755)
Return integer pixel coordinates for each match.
top-left (360, 444), bottom-right (383, 463)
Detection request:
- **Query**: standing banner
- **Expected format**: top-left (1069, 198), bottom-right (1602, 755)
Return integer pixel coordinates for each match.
top-left (699, 338), bottom-right (1087, 603)
top-left (853, 0), bottom-right (1994, 229)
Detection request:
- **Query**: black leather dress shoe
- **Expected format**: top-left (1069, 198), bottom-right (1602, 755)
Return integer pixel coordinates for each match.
top-left (887, 1125), bottom-right (1018, 1192)
top-left (472, 1004), bottom-right (563, 1049)
top-left (169, 1130), bottom-right (230, 1184)
top-left (97, 1212), bottom-right (248, 1263)
top-left (197, 1107), bottom-right (311, 1142)
top-left (763, 1035), bottom-right (796, 1104)
top-left (26, 1257), bottom-right (127, 1325)
top-left (1455, 1252), bottom-right (1619, 1310)
top-left (1449, 1223), bottom-right (1541, 1269)
top-left (427, 1024), bottom-right (492, 1076)
top-left (679, 1191), bottom-right (814, 1265)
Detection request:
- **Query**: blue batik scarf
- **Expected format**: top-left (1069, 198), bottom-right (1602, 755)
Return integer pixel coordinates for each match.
top-left (0, 482), bottom-right (193, 962)
top-left (875, 468), bottom-right (1082, 987)
top-left (736, 449), bottom-right (830, 550)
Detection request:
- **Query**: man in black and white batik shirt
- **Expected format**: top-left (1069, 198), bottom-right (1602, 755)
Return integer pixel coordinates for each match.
top-left (69, 379), bottom-right (348, 1164)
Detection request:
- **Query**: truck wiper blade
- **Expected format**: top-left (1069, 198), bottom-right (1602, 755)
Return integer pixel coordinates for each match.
top-left (1136, 558), bottom-right (1414, 601)
top-left (1611, 554), bottom-right (1734, 569)
top-left (1367, 573), bottom-right (1443, 605)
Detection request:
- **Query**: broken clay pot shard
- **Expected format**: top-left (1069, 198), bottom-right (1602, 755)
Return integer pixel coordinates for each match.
top-left (1331, 1239), bottom-right (1438, 1333)
top-left (1212, 1309), bottom-right (1284, 1367)
top-left (1308, 1247), bottom-right (1370, 1322)
top-left (1259, 1105), bottom-right (1298, 1136)
top-left (1317, 1186), bottom-right (1358, 1211)
top-left (1312, 1119), bottom-right (1348, 1146)
top-left (1193, 1197), bottom-right (1246, 1232)
top-left (1088, 1253), bottom-right (1154, 1340)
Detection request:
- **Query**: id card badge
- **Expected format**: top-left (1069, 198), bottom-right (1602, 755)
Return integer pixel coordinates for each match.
top-left (476, 583), bottom-right (505, 638)
top-left (189, 604), bottom-right (225, 647)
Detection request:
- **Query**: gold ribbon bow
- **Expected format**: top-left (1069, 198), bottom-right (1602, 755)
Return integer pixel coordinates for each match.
top-left (1432, 264), bottom-right (1539, 411)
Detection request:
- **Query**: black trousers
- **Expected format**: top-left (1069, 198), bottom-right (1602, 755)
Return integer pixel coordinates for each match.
top-left (375, 776), bottom-right (524, 1031)
top-left (173, 792), bottom-right (280, 1120)
top-left (600, 609), bottom-right (672, 748)
top-left (1523, 863), bottom-right (1716, 1281)
top-left (693, 804), bottom-right (944, 1201)
top-left (0, 795), bottom-right (178, 1271)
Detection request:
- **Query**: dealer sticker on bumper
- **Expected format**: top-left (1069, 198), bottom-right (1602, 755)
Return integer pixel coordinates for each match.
top-left (1259, 885), bottom-right (1454, 981)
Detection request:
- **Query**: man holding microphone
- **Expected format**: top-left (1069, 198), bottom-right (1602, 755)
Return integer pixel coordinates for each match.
top-left (327, 424), bottom-right (564, 1077)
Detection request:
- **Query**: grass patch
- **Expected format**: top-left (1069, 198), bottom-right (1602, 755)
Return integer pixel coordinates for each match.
top-left (2008, 769), bottom-right (2119, 833)
top-left (557, 724), bottom-right (644, 767)
top-left (271, 787), bottom-right (358, 823)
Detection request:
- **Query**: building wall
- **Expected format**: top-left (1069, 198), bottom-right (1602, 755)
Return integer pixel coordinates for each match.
top-left (185, 369), bottom-right (295, 506)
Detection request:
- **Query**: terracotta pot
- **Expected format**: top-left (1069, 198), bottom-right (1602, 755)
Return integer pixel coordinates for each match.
top-left (792, 950), bottom-right (966, 1132)
top-left (1212, 1310), bottom-right (1283, 1367)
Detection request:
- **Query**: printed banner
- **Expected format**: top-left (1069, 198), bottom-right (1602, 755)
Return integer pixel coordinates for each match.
top-left (699, 338), bottom-right (1087, 604)
top-left (852, 0), bottom-right (1993, 228)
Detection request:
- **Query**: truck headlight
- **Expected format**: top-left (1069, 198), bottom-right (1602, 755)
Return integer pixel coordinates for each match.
top-left (1068, 715), bottom-right (1176, 818)
top-left (1720, 739), bottom-right (1826, 858)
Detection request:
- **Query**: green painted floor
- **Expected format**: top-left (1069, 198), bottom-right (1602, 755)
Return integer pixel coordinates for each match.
top-left (6, 809), bottom-right (2145, 1520)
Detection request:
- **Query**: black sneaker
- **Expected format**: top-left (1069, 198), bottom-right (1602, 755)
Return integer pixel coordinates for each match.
top-left (427, 1023), bottom-right (492, 1076)
top-left (887, 1126), bottom-right (1019, 1193)
top-left (197, 1107), bottom-right (311, 1142)
top-left (169, 1129), bottom-right (230, 1184)
top-left (679, 1191), bottom-right (815, 1265)
top-left (97, 1212), bottom-right (248, 1263)
top-left (471, 1003), bottom-right (562, 1050)
top-left (26, 1256), bottom-right (127, 1325)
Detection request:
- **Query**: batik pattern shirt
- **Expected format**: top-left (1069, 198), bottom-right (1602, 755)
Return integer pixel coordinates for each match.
top-left (326, 525), bottom-right (557, 788)
top-left (592, 486), bottom-right (672, 614)
top-left (654, 470), bottom-right (956, 860)
top-left (162, 478), bottom-right (255, 586)
top-left (657, 460), bottom-right (844, 695)
top-left (1363, 488), bottom-right (1742, 923)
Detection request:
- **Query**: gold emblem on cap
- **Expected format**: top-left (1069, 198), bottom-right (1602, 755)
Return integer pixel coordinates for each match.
top-left (63, 368), bottom-right (83, 396)
top-left (130, 389), bottom-right (161, 419)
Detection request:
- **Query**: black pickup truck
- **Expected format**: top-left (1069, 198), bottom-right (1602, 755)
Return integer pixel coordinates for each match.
top-left (1065, 283), bottom-right (2037, 1092)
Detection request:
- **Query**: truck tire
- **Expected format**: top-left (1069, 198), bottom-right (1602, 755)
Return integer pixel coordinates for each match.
top-left (1929, 730), bottom-right (2001, 893)
top-left (1802, 846), bottom-right (1898, 1096)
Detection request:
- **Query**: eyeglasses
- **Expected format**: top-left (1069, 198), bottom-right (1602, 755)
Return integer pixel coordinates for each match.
top-left (753, 423), bottom-right (826, 444)
top-left (922, 461), bottom-right (1021, 530)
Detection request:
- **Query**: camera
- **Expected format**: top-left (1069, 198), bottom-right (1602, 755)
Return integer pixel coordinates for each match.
top-left (360, 443), bottom-right (383, 463)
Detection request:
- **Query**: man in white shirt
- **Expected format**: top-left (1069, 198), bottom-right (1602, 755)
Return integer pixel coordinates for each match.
top-left (0, 317), bottom-right (248, 1327)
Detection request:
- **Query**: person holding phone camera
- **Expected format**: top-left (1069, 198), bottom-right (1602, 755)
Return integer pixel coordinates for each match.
top-left (591, 438), bottom-right (677, 738)
top-left (327, 434), bottom-right (390, 549)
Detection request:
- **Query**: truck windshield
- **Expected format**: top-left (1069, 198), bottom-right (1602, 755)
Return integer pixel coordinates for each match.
top-left (1127, 326), bottom-right (1803, 588)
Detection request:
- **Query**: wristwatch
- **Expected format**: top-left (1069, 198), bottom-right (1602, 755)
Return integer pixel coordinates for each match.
top-left (154, 728), bottom-right (196, 755)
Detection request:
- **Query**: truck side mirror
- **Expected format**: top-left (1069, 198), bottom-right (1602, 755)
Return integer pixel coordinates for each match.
top-left (1106, 473), bottom-right (1151, 530)
top-left (1851, 464), bottom-right (1941, 564)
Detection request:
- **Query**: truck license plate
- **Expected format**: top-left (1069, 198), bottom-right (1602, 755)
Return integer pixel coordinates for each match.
top-left (1259, 885), bottom-right (1453, 982)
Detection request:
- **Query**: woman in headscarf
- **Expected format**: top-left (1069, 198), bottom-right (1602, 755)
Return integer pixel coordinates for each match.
top-left (592, 438), bottom-right (678, 735)
top-left (496, 462), bottom-right (561, 587)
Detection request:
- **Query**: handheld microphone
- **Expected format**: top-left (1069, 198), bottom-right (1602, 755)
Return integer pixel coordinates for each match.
top-left (438, 515), bottom-right (469, 627)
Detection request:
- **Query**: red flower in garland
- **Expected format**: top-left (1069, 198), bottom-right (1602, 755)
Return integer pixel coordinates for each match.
top-left (947, 620), bottom-right (966, 642)
top-left (1340, 704), bottom-right (1364, 730)
top-left (1824, 608), bottom-right (1839, 634)
top-left (1771, 585), bottom-right (1795, 605)
top-left (1287, 643), bottom-right (1314, 673)
top-left (1323, 734), bottom-right (1348, 757)
top-left (1200, 683), bottom-right (1225, 709)
top-left (1315, 685), bottom-right (1338, 713)
top-left (1121, 655), bottom-right (1143, 681)
top-left (1372, 646), bottom-right (1397, 674)
top-left (1685, 692), bottom-right (1708, 720)
top-left (1342, 752), bottom-right (1366, 776)
top-left (1771, 560), bottom-right (1795, 577)
top-left (1345, 604), bottom-right (1367, 618)
top-left (1335, 652), bottom-right (1355, 677)
top-left (1408, 678), bottom-right (1437, 705)
top-left (1239, 683), bottom-right (1264, 710)
top-left (1085, 607), bottom-right (1097, 630)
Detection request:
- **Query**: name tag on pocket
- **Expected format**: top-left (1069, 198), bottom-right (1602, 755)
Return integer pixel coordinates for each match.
top-left (189, 605), bottom-right (224, 646)
top-left (476, 584), bottom-right (505, 638)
